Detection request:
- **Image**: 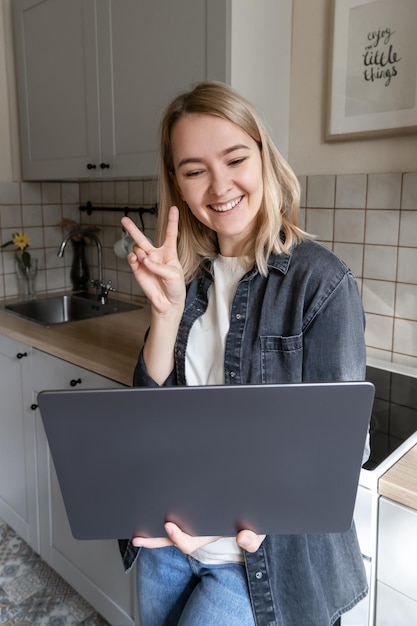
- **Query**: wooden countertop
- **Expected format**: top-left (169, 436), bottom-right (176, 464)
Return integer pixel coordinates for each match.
top-left (379, 444), bottom-right (417, 511)
top-left (0, 295), bottom-right (151, 386)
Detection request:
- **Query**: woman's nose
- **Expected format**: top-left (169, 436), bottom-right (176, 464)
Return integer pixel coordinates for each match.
top-left (209, 169), bottom-right (231, 197)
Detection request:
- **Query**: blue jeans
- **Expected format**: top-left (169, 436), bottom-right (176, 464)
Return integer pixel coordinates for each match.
top-left (136, 546), bottom-right (256, 626)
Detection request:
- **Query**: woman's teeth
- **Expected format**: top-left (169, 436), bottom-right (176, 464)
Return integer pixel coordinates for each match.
top-left (210, 197), bottom-right (242, 212)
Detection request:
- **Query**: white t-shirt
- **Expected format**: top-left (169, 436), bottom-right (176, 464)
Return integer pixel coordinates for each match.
top-left (186, 255), bottom-right (252, 564)
top-left (186, 255), bottom-right (252, 386)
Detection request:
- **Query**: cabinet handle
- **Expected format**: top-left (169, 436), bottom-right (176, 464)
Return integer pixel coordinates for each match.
top-left (16, 352), bottom-right (28, 359)
top-left (86, 163), bottom-right (97, 169)
top-left (31, 403), bottom-right (38, 410)
top-left (70, 378), bottom-right (82, 387)
top-left (100, 162), bottom-right (110, 169)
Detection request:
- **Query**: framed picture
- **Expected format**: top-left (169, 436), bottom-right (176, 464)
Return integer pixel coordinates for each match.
top-left (326, 0), bottom-right (417, 141)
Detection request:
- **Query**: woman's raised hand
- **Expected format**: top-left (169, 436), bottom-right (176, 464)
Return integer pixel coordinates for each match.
top-left (121, 206), bottom-right (186, 315)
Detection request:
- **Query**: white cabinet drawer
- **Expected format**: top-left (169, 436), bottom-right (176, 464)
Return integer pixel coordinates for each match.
top-left (378, 497), bottom-right (417, 601)
top-left (376, 582), bottom-right (417, 626)
top-left (32, 348), bottom-right (119, 391)
top-left (0, 334), bottom-right (31, 359)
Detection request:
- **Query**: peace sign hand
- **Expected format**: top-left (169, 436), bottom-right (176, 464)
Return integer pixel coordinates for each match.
top-left (121, 206), bottom-right (186, 315)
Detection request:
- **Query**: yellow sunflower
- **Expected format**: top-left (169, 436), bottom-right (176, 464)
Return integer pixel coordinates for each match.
top-left (12, 232), bottom-right (31, 250)
top-left (1, 231), bottom-right (32, 270)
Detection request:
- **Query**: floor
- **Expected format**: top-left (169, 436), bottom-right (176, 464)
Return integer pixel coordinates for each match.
top-left (0, 518), bottom-right (110, 626)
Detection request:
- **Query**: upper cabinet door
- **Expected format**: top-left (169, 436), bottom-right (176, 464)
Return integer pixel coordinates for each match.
top-left (13, 0), bottom-right (214, 180)
top-left (98, 0), bottom-right (208, 178)
top-left (12, 0), bottom-right (101, 179)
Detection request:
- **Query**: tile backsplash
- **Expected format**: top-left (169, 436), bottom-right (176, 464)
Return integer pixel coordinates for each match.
top-left (298, 172), bottom-right (417, 369)
top-left (0, 179), bottom-right (158, 303)
top-left (1, 172), bottom-right (416, 368)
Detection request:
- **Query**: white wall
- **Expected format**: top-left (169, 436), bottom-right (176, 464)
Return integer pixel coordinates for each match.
top-left (229, 0), bottom-right (292, 157)
top-left (289, 0), bottom-right (417, 175)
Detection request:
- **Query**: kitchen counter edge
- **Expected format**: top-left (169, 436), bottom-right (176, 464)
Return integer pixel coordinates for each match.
top-left (379, 444), bottom-right (417, 511)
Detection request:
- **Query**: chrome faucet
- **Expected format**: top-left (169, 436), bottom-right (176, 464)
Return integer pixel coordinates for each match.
top-left (58, 229), bottom-right (114, 303)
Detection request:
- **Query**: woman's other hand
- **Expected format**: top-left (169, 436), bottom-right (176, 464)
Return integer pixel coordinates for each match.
top-left (236, 530), bottom-right (266, 553)
top-left (132, 523), bottom-right (266, 554)
top-left (132, 524), bottom-right (220, 553)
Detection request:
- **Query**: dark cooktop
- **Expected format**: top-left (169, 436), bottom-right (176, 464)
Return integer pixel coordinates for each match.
top-left (363, 365), bottom-right (417, 471)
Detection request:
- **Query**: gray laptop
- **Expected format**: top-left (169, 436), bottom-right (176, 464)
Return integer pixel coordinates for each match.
top-left (37, 382), bottom-right (374, 540)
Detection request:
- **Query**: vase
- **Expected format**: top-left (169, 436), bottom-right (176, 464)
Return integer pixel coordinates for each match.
top-left (70, 239), bottom-right (90, 291)
top-left (16, 256), bottom-right (38, 300)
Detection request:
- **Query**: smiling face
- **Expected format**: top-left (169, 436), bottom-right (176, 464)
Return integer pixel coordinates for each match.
top-left (171, 114), bottom-right (264, 257)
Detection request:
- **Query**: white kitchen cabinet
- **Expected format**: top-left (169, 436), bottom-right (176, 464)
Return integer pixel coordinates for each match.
top-left (376, 497), bottom-right (417, 625)
top-left (12, 0), bottom-right (293, 180)
top-left (375, 582), bottom-right (417, 626)
top-left (0, 335), bottom-right (39, 550)
top-left (32, 348), bottom-right (136, 626)
top-left (12, 0), bottom-right (215, 180)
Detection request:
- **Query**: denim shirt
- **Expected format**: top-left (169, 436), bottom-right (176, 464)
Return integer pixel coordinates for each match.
top-left (120, 239), bottom-right (368, 626)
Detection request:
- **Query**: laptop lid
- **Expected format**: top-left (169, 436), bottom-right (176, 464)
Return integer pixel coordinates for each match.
top-left (37, 382), bottom-right (374, 540)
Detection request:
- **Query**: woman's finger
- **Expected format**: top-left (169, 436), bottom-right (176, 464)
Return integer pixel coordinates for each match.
top-left (121, 216), bottom-right (153, 253)
top-left (236, 530), bottom-right (266, 553)
top-left (164, 522), bottom-right (220, 554)
top-left (163, 206), bottom-right (180, 252)
top-left (132, 535), bottom-right (173, 549)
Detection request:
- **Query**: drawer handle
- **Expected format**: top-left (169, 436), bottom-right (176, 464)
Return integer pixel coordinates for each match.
top-left (70, 378), bottom-right (82, 387)
top-left (100, 162), bottom-right (110, 169)
top-left (31, 403), bottom-right (38, 411)
top-left (17, 352), bottom-right (28, 359)
top-left (86, 163), bottom-right (97, 170)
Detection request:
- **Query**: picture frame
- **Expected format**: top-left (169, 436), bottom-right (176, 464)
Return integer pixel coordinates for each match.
top-left (326, 0), bottom-right (417, 141)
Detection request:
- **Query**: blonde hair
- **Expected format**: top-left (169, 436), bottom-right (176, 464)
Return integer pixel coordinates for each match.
top-left (158, 81), bottom-right (310, 283)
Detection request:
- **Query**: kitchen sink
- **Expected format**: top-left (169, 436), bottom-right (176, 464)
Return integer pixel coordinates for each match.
top-left (3, 292), bottom-right (142, 325)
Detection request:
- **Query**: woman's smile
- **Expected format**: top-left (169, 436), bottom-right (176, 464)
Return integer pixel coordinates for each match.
top-left (209, 196), bottom-right (243, 213)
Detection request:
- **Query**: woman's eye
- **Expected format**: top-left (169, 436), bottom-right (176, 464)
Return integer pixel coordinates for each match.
top-left (229, 157), bottom-right (247, 166)
top-left (185, 169), bottom-right (204, 178)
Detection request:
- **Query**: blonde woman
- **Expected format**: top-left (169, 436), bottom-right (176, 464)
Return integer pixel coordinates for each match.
top-left (120, 81), bottom-right (366, 626)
